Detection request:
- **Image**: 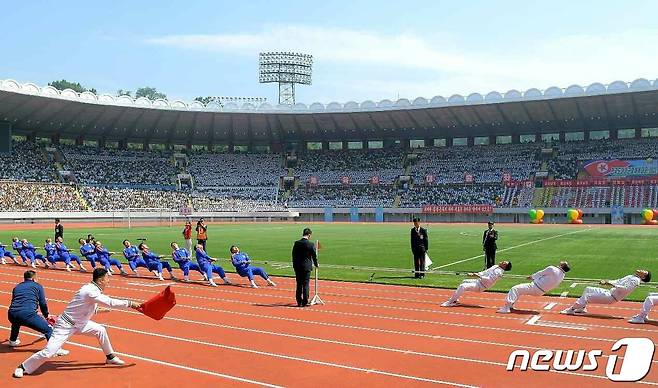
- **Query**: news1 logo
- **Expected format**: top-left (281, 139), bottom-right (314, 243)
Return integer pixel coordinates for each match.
top-left (507, 338), bottom-right (655, 382)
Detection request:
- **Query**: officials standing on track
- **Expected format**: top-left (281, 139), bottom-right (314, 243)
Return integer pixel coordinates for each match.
top-left (292, 228), bottom-right (318, 307)
top-left (482, 221), bottom-right (498, 269)
top-left (54, 219), bottom-right (63, 240)
top-left (410, 218), bottom-right (428, 279)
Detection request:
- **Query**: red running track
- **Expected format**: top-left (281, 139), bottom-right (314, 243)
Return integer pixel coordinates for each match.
top-left (1, 263), bottom-right (657, 387)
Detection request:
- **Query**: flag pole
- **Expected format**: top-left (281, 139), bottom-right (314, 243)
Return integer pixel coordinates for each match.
top-left (309, 239), bottom-right (324, 305)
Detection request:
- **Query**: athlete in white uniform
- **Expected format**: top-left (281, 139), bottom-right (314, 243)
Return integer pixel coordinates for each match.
top-left (562, 270), bottom-right (650, 315)
top-left (13, 268), bottom-right (142, 378)
top-left (497, 261), bottom-right (570, 314)
top-left (441, 261), bottom-right (512, 307)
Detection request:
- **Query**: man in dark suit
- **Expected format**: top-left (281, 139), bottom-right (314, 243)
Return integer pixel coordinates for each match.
top-left (482, 221), bottom-right (498, 269)
top-left (291, 228), bottom-right (318, 307)
top-left (54, 219), bottom-right (63, 240)
top-left (410, 218), bottom-right (428, 279)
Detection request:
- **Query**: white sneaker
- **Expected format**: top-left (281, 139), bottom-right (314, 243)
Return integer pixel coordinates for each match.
top-left (65, 265), bottom-right (72, 272)
top-left (120, 269), bottom-right (127, 275)
top-left (202, 273), bottom-right (208, 281)
top-left (1, 258), bottom-right (5, 265)
top-left (31, 262), bottom-right (36, 268)
top-left (250, 280), bottom-right (258, 288)
top-left (441, 301), bottom-right (457, 307)
top-left (497, 307), bottom-right (511, 314)
top-left (183, 276), bottom-right (190, 282)
top-left (267, 279), bottom-right (277, 286)
top-left (80, 265), bottom-right (87, 272)
top-left (223, 278), bottom-right (232, 285)
top-left (157, 273), bottom-right (164, 281)
top-left (629, 315), bottom-right (646, 324)
top-left (8, 339), bottom-right (21, 347)
top-left (106, 356), bottom-right (125, 365)
top-left (560, 308), bottom-right (575, 315)
top-left (209, 280), bottom-right (218, 287)
top-left (56, 348), bottom-right (69, 356)
top-left (573, 308), bottom-right (587, 314)
top-left (13, 367), bottom-right (24, 378)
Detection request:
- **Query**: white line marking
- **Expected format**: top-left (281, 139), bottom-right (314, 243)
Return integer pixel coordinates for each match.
top-left (525, 314), bottom-right (588, 331)
top-left (560, 291), bottom-right (569, 298)
top-left (570, 283), bottom-right (579, 288)
top-left (127, 282), bottom-right (175, 287)
top-left (0, 325), bottom-right (282, 387)
top-left (435, 228), bottom-right (594, 269)
top-left (544, 302), bottom-right (557, 310)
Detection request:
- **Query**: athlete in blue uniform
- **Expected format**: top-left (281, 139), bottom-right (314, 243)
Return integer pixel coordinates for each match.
top-left (139, 243), bottom-right (176, 281)
top-left (44, 239), bottom-right (73, 271)
top-left (0, 242), bottom-right (18, 265)
top-left (12, 238), bottom-right (29, 265)
top-left (195, 244), bottom-right (231, 287)
top-left (171, 242), bottom-right (206, 282)
top-left (230, 245), bottom-right (276, 288)
top-left (93, 241), bottom-right (127, 275)
top-left (123, 240), bottom-right (148, 275)
top-left (21, 240), bottom-right (49, 268)
top-left (55, 237), bottom-right (86, 271)
top-left (78, 238), bottom-right (98, 268)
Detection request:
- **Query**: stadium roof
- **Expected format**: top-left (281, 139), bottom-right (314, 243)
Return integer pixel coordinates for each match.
top-left (1, 78), bottom-right (658, 144)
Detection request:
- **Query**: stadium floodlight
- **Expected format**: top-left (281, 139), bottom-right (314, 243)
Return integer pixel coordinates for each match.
top-left (259, 52), bottom-right (313, 105)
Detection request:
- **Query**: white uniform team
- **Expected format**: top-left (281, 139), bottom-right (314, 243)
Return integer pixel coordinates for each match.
top-left (562, 270), bottom-right (650, 315)
top-left (497, 262), bottom-right (570, 314)
top-left (442, 261), bottom-right (512, 307)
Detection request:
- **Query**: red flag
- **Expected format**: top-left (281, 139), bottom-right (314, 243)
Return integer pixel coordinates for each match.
top-left (138, 286), bottom-right (176, 320)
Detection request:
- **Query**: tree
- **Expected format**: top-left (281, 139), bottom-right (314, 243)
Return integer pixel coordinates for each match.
top-left (135, 87), bottom-right (166, 100)
top-left (117, 89), bottom-right (132, 97)
top-left (194, 96), bottom-right (217, 105)
top-left (48, 79), bottom-right (94, 94)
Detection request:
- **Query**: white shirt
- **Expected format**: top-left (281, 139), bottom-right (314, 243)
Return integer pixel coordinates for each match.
top-left (531, 266), bottom-right (565, 293)
top-left (61, 282), bottom-right (130, 328)
top-left (477, 265), bottom-right (504, 289)
top-left (610, 275), bottom-right (641, 301)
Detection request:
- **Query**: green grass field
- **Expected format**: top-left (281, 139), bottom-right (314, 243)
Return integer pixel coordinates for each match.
top-left (2, 223), bottom-right (657, 301)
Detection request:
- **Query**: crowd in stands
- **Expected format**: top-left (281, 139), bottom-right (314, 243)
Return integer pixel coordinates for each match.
top-left (0, 182), bottom-right (85, 211)
top-left (554, 138), bottom-right (658, 161)
top-left (80, 186), bottom-right (187, 211)
top-left (399, 184), bottom-right (504, 207)
top-left (59, 145), bottom-right (176, 186)
top-left (410, 144), bottom-right (540, 184)
top-left (286, 185), bottom-right (397, 207)
top-left (295, 148), bottom-right (403, 185)
top-left (0, 141), bottom-right (56, 182)
top-left (188, 153), bottom-right (283, 187)
top-left (538, 185), bottom-right (658, 208)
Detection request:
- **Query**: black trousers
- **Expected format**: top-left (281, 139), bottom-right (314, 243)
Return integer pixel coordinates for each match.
top-left (294, 269), bottom-right (312, 306)
top-left (413, 250), bottom-right (426, 278)
top-left (484, 249), bottom-right (496, 269)
top-left (197, 239), bottom-right (207, 251)
top-left (8, 311), bottom-right (52, 342)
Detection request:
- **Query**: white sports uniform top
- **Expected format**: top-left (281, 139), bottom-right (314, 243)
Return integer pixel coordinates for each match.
top-left (609, 275), bottom-right (641, 301)
top-left (531, 265), bottom-right (565, 293)
top-left (60, 282), bottom-right (130, 328)
top-left (477, 265), bottom-right (505, 289)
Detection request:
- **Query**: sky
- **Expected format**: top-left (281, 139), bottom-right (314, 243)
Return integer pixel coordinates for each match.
top-left (2, 0), bottom-right (657, 105)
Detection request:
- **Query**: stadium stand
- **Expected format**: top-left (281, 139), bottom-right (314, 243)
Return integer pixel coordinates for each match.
top-left (0, 181), bottom-right (85, 211)
top-left (0, 141), bottom-right (57, 182)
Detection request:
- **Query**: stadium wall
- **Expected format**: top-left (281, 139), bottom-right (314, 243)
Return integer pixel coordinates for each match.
top-left (0, 208), bottom-right (646, 226)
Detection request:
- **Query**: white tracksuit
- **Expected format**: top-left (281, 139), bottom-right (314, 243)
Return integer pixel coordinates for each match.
top-left (571, 275), bottom-right (640, 310)
top-left (21, 282), bottom-right (131, 374)
top-left (446, 265), bottom-right (504, 303)
top-left (504, 265), bottom-right (566, 308)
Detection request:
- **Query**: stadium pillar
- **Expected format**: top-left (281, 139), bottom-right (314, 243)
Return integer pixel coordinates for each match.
top-left (361, 140), bottom-right (367, 149)
top-left (27, 133), bottom-right (36, 142)
top-left (271, 142), bottom-right (283, 152)
top-left (228, 143), bottom-right (235, 153)
top-left (142, 140), bottom-right (149, 150)
top-left (584, 130), bottom-right (591, 141)
top-left (489, 135), bottom-right (496, 145)
top-left (511, 134), bottom-right (520, 144)
top-left (322, 141), bottom-right (329, 150)
top-left (609, 129), bottom-right (618, 140)
top-left (425, 138), bottom-right (433, 148)
top-left (559, 132), bottom-right (565, 142)
top-left (342, 140), bottom-right (349, 150)
top-left (446, 137), bottom-right (453, 147)
top-left (467, 137), bottom-right (474, 147)
top-left (75, 137), bottom-right (83, 146)
top-left (635, 128), bottom-right (642, 139)
top-left (119, 139), bottom-right (127, 150)
top-left (98, 138), bottom-right (106, 148)
top-left (383, 139), bottom-right (395, 149)
top-left (50, 133), bottom-right (60, 145)
top-left (0, 121), bottom-right (11, 153)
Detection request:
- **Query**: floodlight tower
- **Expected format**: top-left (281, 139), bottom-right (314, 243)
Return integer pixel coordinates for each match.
top-left (259, 52), bottom-right (313, 105)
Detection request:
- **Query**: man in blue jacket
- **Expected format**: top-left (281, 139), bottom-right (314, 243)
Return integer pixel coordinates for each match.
top-left (8, 270), bottom-right (69, 356)
top-left (230, 245), bottom-right (276, 288)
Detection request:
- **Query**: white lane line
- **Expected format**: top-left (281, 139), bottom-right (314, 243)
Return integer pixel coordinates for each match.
top-left (434, 228), bottom-right (594, 269)
top-left (0, 325), bottom-right (282, 388)
top-left (560, 291), bottom-right (569, 298)
top-left (544, 302), bottom-right (557, 310)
